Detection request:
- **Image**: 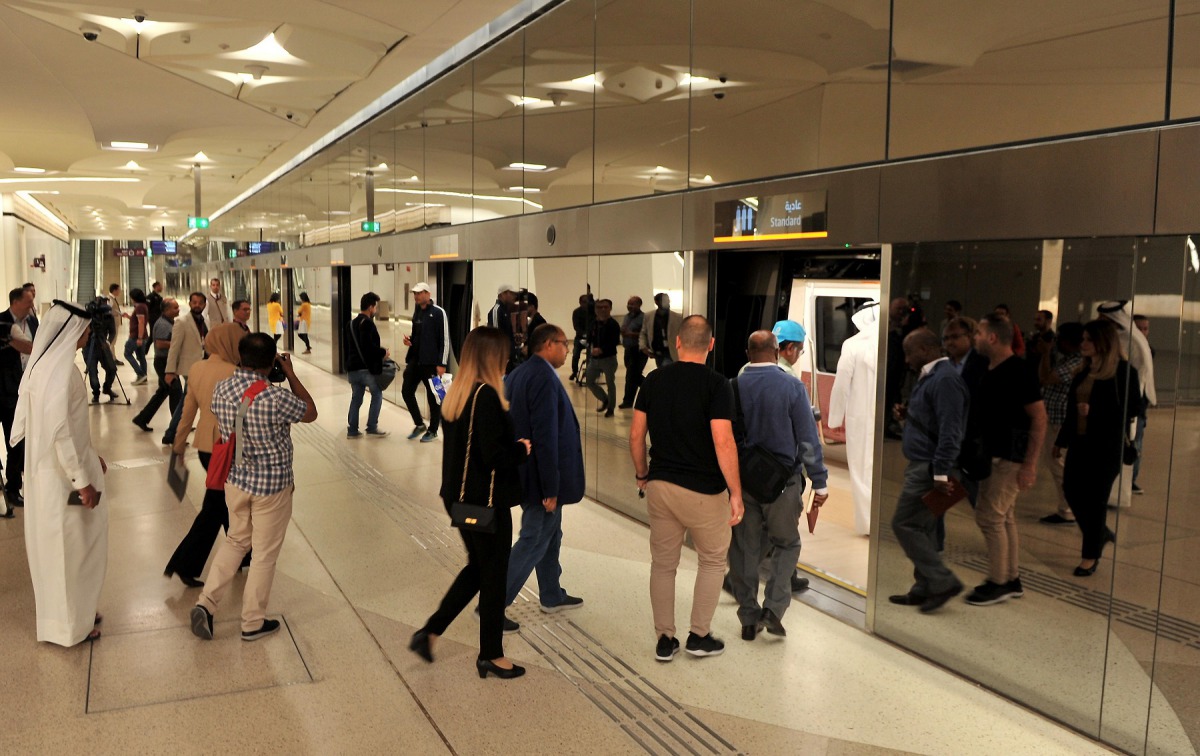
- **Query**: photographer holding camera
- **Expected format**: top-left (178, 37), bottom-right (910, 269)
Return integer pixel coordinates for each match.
top-left (190, 333), bottom-right (317, 642)
top-left (82, 296), bottom-right (118, 403)
top-left (0, 287), bottom-right (37, 511)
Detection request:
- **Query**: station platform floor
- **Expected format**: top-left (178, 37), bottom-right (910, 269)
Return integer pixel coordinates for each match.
top-left (0, 356), bottom-right (1110, 755)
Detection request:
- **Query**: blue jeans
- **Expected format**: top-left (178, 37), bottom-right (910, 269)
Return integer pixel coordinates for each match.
top-left (124, 337), bottom-right (148, 377)
top-left (347, 369), bottom-right (383, 433)
top-left (505, 502), bottom-right (566, 607)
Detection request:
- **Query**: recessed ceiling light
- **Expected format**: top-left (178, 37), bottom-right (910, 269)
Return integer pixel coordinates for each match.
top-left (142, 204), bottom-right (158, 209)
top-left (506, 162), bottom-right (551, 172)
top-left (13, 167), bottom-right (45, 174)
top-left (102, 141), bottom-right (157, 152)
top-left (507, 186), bottom-right (541, 193)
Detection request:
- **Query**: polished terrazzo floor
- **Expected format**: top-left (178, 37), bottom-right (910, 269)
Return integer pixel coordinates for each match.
top-left (0, 356), bottom-right (1112, 755)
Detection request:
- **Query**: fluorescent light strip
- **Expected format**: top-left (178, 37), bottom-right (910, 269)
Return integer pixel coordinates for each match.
top-left (0, 177), bottom-right (140, 184)
top-left (13, 167), bottom-right (45, 174)
top-left (15, 191), bottom-right (69, 232)
top-left (378, 188), bottom-right (542, 210)
top-left (181, 0), bottom-right (558, 241)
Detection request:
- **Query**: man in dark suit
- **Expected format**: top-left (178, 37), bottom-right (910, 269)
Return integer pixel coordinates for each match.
top-left (504, 323), bottom-right (586, 615)
top-left (0, 287), bottom-right (38, 510)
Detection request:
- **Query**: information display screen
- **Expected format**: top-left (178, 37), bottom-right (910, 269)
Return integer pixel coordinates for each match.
top-left (713, 191), bottom-right (828, 243)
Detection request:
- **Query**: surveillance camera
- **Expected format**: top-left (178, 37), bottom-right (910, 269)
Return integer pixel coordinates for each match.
top-left (133, 10), bottom-right (147, 23)
top-left (714, 91), bottom-right (725, 100)
top-left (286, 112), bottom-right (294, 120)
top-left (718, 75), bottom-right (728, 84)
top-left (81, 22), bottom-right (101, 41)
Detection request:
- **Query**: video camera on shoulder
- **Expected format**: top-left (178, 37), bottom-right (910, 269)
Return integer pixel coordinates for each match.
top-left (85, 297), bottom-right (114, 339)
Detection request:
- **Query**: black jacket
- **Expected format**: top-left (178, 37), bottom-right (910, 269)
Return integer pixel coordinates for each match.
top-left (440, 383), bottom-right (528, 508)
top-left (588, 318), bottom-right (621, 359)
top-left (345, 313), bottom-right (385, 374)
top-left (1056, 360), bottom-right (1141, 474)
top-left (0, 311), bottom-right (36, 398)
top-left (406, 303), bottom-right (450, 367)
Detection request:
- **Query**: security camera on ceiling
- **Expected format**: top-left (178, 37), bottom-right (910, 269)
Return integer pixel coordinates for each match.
top-left (133, 10), bottom-right (147, 23)
top-left (80, 22), bottom-right (101, 41)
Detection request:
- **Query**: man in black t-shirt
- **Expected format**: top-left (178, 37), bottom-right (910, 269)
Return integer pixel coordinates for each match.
top-left (630, 315), bottom-right (743, 663)
top-left (585, 299), bottom-right (621, 417)
top-left (967, 313), bottom-right (1047, 607)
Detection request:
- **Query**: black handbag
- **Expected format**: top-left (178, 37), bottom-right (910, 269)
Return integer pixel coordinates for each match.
top-left (731, 378), bottom-right (794, 504)
top-left (348, 317), bottom-right (399, 392)
top-left (449, 384), bottom-right (497, 533)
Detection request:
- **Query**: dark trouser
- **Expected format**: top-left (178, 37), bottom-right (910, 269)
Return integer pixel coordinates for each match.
top-left (133, 355), bottom-right (182, 426)
top-left (653, 351), bottom-right (672, 369)
top-left (0, 399), bottom-right (22, 496)
top-left (422, 502), bottom-right (513, 661)
top-left (586, 355), bottom-right (617, 409)
top-left (571, 335), bottom-right (586, 375)
top-left (505, 503), bottom-right (565, 607)
top-left (85, 339), bottom-right (116, 396)
top-left (1132, 412), bottom-right (1147, 484)
top-left (892, 459), bottom-right (963, 597)
top-left (622, 346), bottom-right (647, 405)
top-left (162, 377), bottom-right (188, 443)
top-left (298, 333), bottom-right (311, 350)
top-left (728, 475), bottom-right (804, 626)
top-left (1063, 446), bottom-right (1119, 560)
top-left (401, 363), bottom-right (441, 433)
top-left (164, 452), bottom-right (249, 578)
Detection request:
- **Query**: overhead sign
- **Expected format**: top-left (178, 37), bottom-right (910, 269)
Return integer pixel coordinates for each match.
top-left (361, 221), bottom-right (381, 233)
top-left (150, 240), bottom-right (177, 255)
top-left (713, 191), bottom-right (828, 243)
top-left (248, 241), bottom-right (278, 255)
top-left (187, 216), bottom-right (209, 229)
top-left (114, 247), bottom-right (147, 257)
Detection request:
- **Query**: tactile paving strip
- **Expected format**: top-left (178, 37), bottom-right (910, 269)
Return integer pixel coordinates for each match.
top-left (292, 424), bottom-right (743, 756)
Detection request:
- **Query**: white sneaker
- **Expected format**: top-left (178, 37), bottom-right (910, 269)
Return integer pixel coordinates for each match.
top-left (132, 375), bottom-right (148, 385)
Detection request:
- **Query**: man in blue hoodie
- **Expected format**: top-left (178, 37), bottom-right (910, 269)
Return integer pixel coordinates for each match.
top-left (889, 328), bottom-right (969, 613)
top-left (727, 330), bottom-right (829, 640)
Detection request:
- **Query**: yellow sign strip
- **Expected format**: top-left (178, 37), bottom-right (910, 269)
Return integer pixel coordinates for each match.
top-left (713, 231), bottom-right (830, 243)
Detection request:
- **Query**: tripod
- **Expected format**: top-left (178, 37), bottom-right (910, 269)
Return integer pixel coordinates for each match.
top-left (85, 339), bottom-right (131, 406)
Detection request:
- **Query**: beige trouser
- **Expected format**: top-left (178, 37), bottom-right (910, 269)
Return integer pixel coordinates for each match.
top-left (646, 480), bottom-right (732, 638)
top-left (198, 483), bottom-right (294, 633)
top-left (1041, 422), bottom-right (1071, 519)
top-left (975, 459), bottom-right (1022, 584)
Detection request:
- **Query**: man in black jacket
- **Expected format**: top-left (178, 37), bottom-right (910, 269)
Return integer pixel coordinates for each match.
top-left (0, 287), bottom-right (37, 511)
top-left (345, 292), bottom-right (389, 438)
top-left (569, 293), bottom-right (593, 381)
top-left (585, 299), bottom-right (621, 417)
top-left (402, 282), bottom-right (449, 443)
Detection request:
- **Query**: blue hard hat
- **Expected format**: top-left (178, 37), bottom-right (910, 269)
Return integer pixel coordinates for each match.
top-left (771, 320), bottom-right (806, 344)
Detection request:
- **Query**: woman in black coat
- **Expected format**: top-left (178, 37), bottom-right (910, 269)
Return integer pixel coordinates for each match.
top-left (410, 327), bottom-right (531, 679)
top-left (1053, 319), bottom-right (1141, 577)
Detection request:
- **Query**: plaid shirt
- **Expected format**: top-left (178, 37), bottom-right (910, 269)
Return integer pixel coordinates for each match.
top-left (1043, 352), bottom-right (1082, 426)
top-left (212, 369), bottom-right (307, 495)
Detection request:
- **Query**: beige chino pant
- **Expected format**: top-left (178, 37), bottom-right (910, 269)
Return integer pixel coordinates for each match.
top-left (975, 459), bottom-right (1022, 584)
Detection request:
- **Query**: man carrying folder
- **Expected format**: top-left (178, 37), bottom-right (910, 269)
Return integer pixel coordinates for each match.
top-left (889, 329), bottom-right (969, 613)
top-left (727, 331), bottom-right (828, 640)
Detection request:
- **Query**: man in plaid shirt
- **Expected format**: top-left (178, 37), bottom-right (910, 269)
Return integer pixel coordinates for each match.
top-left (191, 333), bottom-right (317, 642)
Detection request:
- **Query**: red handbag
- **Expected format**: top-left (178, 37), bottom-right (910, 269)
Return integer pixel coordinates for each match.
top-left (205, 380), bottom-right (269, 490)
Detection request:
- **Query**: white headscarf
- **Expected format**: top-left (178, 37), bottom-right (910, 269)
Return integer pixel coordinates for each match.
top-left (1097, 300), bottom-right (1156, 406)
top-left (851, 300), bottom-right (880, 333)
top-left (10, 301), bottom-right (91, 447)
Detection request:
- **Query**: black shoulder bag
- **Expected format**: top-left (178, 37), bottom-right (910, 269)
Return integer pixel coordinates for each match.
top-left (449, 384), bottom-right (497, 533)
top-left (731, 377), bottom-right (794, 504)
top-left (348, 316), bottom-right (399, 391)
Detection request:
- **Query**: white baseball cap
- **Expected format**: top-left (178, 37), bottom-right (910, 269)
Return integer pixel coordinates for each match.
top-left (412, 282), bottom-right (431, 293)
top-left (497, 283), bottom-right (520, 295)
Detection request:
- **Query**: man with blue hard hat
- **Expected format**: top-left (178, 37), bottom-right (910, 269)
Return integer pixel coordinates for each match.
top-left (771, 320), bottom-right (807, 378)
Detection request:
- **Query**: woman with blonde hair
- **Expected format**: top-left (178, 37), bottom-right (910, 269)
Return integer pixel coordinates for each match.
top-left (410, 327), bottom-right (531, 679)
top-left (1053, 318), bottom-right (1140, 577)
top-left (164, 323), bottom-right (249, 586)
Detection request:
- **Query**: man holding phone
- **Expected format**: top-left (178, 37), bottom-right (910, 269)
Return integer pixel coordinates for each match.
top-left (191, 335), bottom-right (317, 642)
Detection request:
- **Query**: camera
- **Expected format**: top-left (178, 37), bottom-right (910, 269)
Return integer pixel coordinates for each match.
top-left (80, 23), bottom-right (101, 41)
top-left (286, 112), bottom-right (294, 120)
top-left (133, 11), bottom-right (146, 23)
top-left (267, 355), bottom-right (287, 383)
top-left (84, 296), bottom-right (114, 339)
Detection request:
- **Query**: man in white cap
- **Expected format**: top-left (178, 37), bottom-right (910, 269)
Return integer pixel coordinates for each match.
top-left (828, 302), bottom-right (880, 535)
top-left (401, 282), bottom-right (449, 442)
top-left (1098, 300), bottom-right (1155, 494)
top-left (14, 300), bottom-right (108, 645)
top-left (488, 283), bottom-right (520, 372)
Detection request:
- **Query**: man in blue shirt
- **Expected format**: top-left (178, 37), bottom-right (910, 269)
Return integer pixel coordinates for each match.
top-left (889, 329), bottom-right (969, 613)
top-left (504, 324), bottom-right (586, 625)
top-left (727, 331), bottom-right (829, 640)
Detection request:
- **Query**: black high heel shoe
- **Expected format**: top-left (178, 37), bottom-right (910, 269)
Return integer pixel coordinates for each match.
top-left (476, 658), bottom-right (525, 679)
top-left (409, 630), bottom-right (434, 663)
top-left (164, 570), bottom-right (204, 588)
top-left (1073, 562), bottom-right (1099, 577)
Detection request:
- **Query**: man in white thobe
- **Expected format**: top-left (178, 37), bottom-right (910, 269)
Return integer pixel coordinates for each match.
top-left (12, 301), bottom-right (108, 646)
top-left (828, 301), bottom-right (880, 536)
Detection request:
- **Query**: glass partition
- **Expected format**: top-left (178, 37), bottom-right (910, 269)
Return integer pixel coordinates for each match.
top-left (474, 36), bottom-right (527, 222)
top-left (292, 266), bottom-right (333, 373)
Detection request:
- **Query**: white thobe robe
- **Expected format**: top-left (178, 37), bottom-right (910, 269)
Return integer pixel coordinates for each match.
top-left (828, 305), bottom-right (879, 535)
top-left (25, 367), bottom-right (107, 645)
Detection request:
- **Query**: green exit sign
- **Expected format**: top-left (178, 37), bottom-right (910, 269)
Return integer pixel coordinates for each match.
top-left (188, 216), bottom-right (210, 229)
top-left (361, 221), bottom-right (380, 233)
